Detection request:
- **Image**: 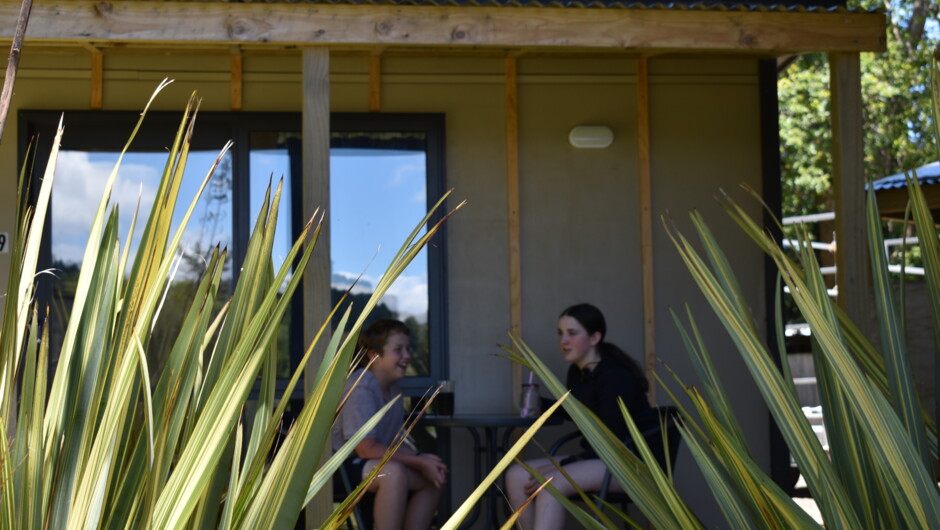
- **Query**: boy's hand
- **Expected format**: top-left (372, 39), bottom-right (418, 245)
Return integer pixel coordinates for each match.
top-left (416, 453), bottom-right (448, 488)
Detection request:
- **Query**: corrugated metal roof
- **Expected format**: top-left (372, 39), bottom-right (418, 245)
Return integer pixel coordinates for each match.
top-left (871, 162), bottom-right (940, 191)
top-left (197, 0), bottom-right (877, 14)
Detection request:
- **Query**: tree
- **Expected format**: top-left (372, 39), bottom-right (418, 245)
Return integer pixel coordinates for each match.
top-left (778, 0), bottom-right (939, 218)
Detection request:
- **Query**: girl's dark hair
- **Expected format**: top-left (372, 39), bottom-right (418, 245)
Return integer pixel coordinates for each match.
top-left (559, 303), bottom-right (649, 393)
top-left (356, 319), bottom-right (411, 368)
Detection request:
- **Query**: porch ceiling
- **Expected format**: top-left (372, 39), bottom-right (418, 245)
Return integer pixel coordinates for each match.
top-left (0, 0), bottom-right (885, 56)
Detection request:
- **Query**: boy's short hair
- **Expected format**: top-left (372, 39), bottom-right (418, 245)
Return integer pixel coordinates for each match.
top-left (359, 319), bottom-right (411, 357)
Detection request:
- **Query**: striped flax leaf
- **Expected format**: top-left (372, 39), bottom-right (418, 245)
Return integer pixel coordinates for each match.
top-left (694, 396), bottom-right (820, 529)
top-left (690, 210), bottom-right (758, 338)
top-left (235, 307), bottom-right (357, 528)
top-left (932, 55), bottom-right (940, 158)
top-left (100, 252), bottom-right (227, 530)
top-left (788, 225), bottom-right (880, 525)
top-left (152, 198), bottom-right (319, 529)
top-left (0, 417), bottom-right (14, 530)
top-left (12, 306), bottom-right (38, 528)
top-left (675, 422), bottom-right (763, 529)
top-left (115, 94), bottom-right (199, 353)
top-left (219, 422), bottom-right (244, 530)
top-left (720, 196), bottom-right (940, 527)
top-left (64, 218), bottom-right (139, 530)
top-left (152, 247), bottom-right (227, 481)
top-left (46, 82), bottom-right (174, 446)
top-left (244, 262), bottom-right (278, 476)
top-left (11, 119), bottom-right (61, 393)
top-left (670, 305), bottom-right (748, 449)
top-left (615, 399), bottom-right (699, 528)
top-left (865, 185), bottom-right (928, 465)
top-left (664, 214), bottom-right (862, 529)
top-left (51, 212), bottom-right (123, 530)
top-left (0, 140), bottom-right (34, 408)
top-left (194, 180), bottom-right (278, 419)
top-left (674, 370), bottom-right (814, 530)
top-left (905, 166), bottom-right (940, 439)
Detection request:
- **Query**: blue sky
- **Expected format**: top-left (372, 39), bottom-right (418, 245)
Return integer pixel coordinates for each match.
top-left (53, 145), bottom-right (429, 320)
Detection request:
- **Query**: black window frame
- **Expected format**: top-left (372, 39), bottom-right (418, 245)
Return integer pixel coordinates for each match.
top-left (19, 110), bottom-right (449, 397)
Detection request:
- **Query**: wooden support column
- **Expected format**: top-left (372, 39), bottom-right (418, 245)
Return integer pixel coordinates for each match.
top-left (368, 54), bottom-right (381, 112)
top-left (230, 52), bottom-right (243, 111)
top-left (301, 47), bottom-right (332, 528)
top-left (829, 52), bottom-right (873, 336)
top-left (90, 51), bottom-right (102, 109)
top-left (505, 56), bottom-right (523, 408)
top-left (636, 57), bottom-right (656, 403)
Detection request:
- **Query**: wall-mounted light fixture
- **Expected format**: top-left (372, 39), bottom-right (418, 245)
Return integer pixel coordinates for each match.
top-left (569, 125), bottom-right (614, 149)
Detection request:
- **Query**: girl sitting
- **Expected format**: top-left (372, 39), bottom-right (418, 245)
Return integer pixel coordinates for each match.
top-left (505, 303), bottom-right (652, 530)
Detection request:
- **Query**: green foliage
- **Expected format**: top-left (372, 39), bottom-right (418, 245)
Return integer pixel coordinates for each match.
top-left (779, 0), bottom-right (939, 218)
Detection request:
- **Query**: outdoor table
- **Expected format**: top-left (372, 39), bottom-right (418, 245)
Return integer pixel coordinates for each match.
top-left (419, 413), bottom-right (560, 529)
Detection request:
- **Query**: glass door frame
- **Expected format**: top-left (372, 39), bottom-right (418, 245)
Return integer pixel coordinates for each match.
top-left (19, 109), bottom-right (449, 397)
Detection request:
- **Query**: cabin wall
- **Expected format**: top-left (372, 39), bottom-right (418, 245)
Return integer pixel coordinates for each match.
top-left (0, 51), bottom-right (766, 527)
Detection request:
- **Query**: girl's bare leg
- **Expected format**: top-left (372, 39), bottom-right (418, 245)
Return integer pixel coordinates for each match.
top-left (504, 457), bottom-right (569, 530)
top-left (532, 459), bottom-right (613, 530)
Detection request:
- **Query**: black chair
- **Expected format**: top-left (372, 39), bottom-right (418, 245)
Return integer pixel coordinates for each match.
top-left (548, 406), bottom-right (681, 513)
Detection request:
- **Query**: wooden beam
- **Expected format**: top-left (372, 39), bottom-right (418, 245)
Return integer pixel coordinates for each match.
top-left (636, 56), bottom-right (656, 404)
top-left (301, 47), bottom-right (332, 529)
top-left (0, 2), bottom-right (886, 53)
top-left (90, 51), bottom-right (103, 109)
top-left (230, 52), bottom-right (243, 111)
top-left (829, 52), bottom-right (874, 336)
top-left (368, 54), bottom-right (381, 112)
top-left (505, 56), bottom-right (522, 409)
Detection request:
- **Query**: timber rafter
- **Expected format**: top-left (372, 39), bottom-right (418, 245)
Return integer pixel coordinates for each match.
top-left (0, 1), bottom-right (886, 54)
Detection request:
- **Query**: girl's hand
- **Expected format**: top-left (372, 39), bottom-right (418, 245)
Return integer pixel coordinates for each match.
top-left (522, 473), bottom-right (541, 496)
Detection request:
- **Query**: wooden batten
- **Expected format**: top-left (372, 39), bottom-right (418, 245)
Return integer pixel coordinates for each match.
top-left (636, 56), bottom-right (656, 402)
top-left (90, 51), bottom-right (103, 109)
top-left (369, 54), bottom-right (381, 112)
top-left (0, 2), bottom-right (887, 54)
top-left (829, 51), bottom-right (873, 336)
top-left (300, 47), bottom-right (332, 529)
top-left (505, 56), bottom-right (523, 407)
top-left (230, 53), bottom-right (243, 111)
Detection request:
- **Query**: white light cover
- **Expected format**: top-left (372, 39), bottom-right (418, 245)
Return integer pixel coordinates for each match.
top-left (569, 126), bottom-right (614, 148)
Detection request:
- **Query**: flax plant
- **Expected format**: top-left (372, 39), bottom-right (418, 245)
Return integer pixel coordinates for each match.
top-left (0, 81), bottom-right (481, 529)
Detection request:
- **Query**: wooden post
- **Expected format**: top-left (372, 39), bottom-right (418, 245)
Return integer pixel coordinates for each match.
top-left (90, 51), bottom-right (103, 110)
top-left (230, 52), bottom-right (243, 111)
top-left (369, 54), bottom-right (381, 112)
top-left (636, 57), bottom-right (656, 403)
top-left (301, 47), bottom-right (332, 529)
top-left (829, 52), bottom-right (873, 336)
top-left (506, 56), bottom-right (523, 408)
